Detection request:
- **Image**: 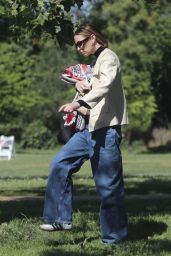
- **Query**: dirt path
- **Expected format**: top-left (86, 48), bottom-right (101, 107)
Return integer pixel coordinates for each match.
top-left (1, 193), bottom-right (171, 202)
top-left (0, 195), bottom-right (44, 202)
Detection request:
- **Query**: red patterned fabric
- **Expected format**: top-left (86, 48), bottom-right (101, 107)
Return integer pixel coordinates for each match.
top-left (61, 64), bottom-right (93, 130)
top-left (63, 111), bottom-right (77, 129)
top-left (61, 64), bottom-right (93, 85)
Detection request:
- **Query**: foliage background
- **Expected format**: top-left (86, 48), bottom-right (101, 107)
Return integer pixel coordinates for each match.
top-left (0, 0), bottom-right (171, 148)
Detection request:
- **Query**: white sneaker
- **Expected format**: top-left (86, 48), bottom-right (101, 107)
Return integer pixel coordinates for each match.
top-left (39, 222), bottom-right (72, 231)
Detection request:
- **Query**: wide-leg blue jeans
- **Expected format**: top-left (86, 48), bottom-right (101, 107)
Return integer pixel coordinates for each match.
top-left (43, 126), bottom-right (128, 244)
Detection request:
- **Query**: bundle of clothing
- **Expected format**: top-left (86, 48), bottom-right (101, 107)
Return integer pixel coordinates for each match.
top-left (61, 64), bottom-right (93, 131)
top-left (61, 63), bottom-right (92, 85)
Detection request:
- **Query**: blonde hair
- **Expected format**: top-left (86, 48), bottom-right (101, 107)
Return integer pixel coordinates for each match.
top-left (74, 23), bottom-right (108, 48)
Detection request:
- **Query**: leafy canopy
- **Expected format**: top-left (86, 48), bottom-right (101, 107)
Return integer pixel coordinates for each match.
top-left (89, 0), bottom-right (171, 131)
top-left (0, 0), bottom-right (83, 45)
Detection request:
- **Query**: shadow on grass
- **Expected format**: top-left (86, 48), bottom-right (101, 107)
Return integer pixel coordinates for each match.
top-left (0, 197), bottom-right (170, 224)
top-left (39, 249), bottom-right (99, 256)
top-left (2, 177), bottom-right (171, 197)
top-left (142, 144), bottom-right (171, 154)
top-left (128, 218), bottom-right (167, 241)
top-left (45, 235), bottom-right (100, 248)
top-left (125, 177), bottom-right (171, 195)
top-left (0, 199), bottom-right (44, 222)
top-left (1, 190), bottom-right (171, 223)
top-left (0, 199), bottom-right (100, 223)
top-left (38, 239), bottom-right (171, 256)
top-left (40, 223), bottom-right (170, 256)
top-left (0, 188), bottom-right (46, 197)
top-left (0, 197), bottom-right (171, 256)
top-left (127, 197), bottom-right (171, 216)
top-left (75, 177), bottom-right (171, 195)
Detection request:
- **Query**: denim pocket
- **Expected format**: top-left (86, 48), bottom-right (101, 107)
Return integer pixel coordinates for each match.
top-left (102, 126), bottom-right (122, 153)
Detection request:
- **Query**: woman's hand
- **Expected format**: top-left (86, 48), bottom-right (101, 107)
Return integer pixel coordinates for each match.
top-left (58, 102), bottom-right (80, 113)
top-left (75, 80), bottom-right (91, 96)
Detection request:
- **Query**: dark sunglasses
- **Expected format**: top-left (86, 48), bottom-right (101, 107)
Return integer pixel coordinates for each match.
top-left (75, 36), bottom-right (91, 48)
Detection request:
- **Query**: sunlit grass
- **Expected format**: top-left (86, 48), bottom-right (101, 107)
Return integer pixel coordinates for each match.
top-left (1, 148), bottom-right (171, 255)
top-left (1, 148), bottom-right (171, 196)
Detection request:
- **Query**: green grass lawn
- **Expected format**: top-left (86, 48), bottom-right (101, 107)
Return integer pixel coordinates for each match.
top-left (0, 147), bottom-right (171, 256)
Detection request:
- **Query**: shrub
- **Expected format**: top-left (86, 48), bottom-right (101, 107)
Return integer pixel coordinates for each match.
top-left (20, 120), bottom-right (56, 149)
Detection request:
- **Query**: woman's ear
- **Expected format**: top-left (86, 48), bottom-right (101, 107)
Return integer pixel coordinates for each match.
top-left (91, 34), bottom-right (96, 46)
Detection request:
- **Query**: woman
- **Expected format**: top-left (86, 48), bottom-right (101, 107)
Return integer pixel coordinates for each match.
top-left (40, 23), bottom-right (128, 244)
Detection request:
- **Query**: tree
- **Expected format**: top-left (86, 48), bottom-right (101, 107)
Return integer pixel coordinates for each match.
top-left (0, 0), bottom-right (83, 45)
top-left (149, 2), bottom-right (171, 126)
top-left (28, 40), bottom-right (80, 145)
top-left (0, 0), bottom-right (86, 148)
top-left (0, 37), bottom-right (82, 147)
top-left (0, 42), bottom-right (43, 139)
top-left (89, 0), bottom-right (171, 145)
